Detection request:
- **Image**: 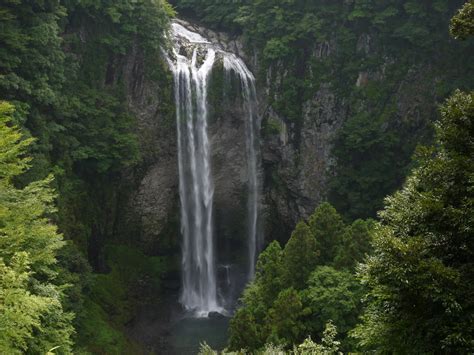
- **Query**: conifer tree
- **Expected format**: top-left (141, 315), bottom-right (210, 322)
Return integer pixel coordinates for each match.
top-left (0, 102), bottom-right (74, 354)
top-left (353, 90), bottom-right (474, 352)
top-left (283, 221), bottom-right (319, 289)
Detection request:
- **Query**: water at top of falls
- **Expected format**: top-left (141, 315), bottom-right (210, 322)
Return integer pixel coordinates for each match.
top-left (165, 20), bottom-right (261, 317)
top-left (171, 22), bottom-right (210, 44)
top-left (223, 53), bottom-right (256, 82)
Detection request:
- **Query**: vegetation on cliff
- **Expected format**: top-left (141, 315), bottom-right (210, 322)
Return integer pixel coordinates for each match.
top-left (227, 203), bottom-right (370, 352)
top-left (198, 2), bottom-right (474, 353)
top-left (0, 0), bottom-right (472, 353)
top-left (174, 0), bottom-right (474, 220)
top-left (0, 0), bottom-right (173, 352)
top-left (206, 86), bottom-right (474, 354)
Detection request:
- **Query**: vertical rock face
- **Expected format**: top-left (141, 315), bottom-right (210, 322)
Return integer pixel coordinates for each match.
top-left (260, 85), bottom-right (346, 240)
top-left (121, 19), bottom-right (441, 260)
top-left (120, 20), bottom-right (346, 252)
top-left (120, 42), bottom-right (179, 253)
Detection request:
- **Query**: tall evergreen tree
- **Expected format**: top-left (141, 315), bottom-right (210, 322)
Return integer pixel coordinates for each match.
top-left (353, 6), bottom-right (474, 351)
top-left (308, 203), bottom-right (345, 265)
top-left (283, 221), bottom-right (319, 289)
top-left (303, 266), bottom-right (363, 351)
top-left (0, 102), bottom-right (74, 353)
top-left (353, 90), bottom-right (474, 352)
top-left (265, 288), bottom-right (305, 347)
top-left (334, 219), bottom-right (373, 270)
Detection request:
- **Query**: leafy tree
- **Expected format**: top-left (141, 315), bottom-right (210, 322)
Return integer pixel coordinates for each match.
top-left (334, 219), bottom-right (373, 270)
top-left (228, 277), bottom-right (272, 351)
top-left (353, 90), bottom-right (474, 353)
top-left (228, 202), bottom-right (371, 351)
top-left (228, 241), bottom-right (284, 351)
top-left (0, 102), bottom-right (74, 353)
top-left (450, 0), bottom-right (474, 40)
top-left (170, 0), bottom-right (241, 32)
top-left (283, 222), bottom-right (319, 289)
top-left (303, 266), bottom-right (363, 351)
top-left (255, 240), bottom-right (284, 307)
top-left (328, 103), bottom-right (408, 220)
top-left (308, 203), bottom-right (344, 265)
top-left (0, 0), bottom-right (175, 351)
top-left (202, 321), bottom-right (341, 354)
top-left (265, 288), bottom-right (306, 348)
top-left (0, 0), bottom-right (65, 107)
top-left (294, 321), bottom-right (340, 355)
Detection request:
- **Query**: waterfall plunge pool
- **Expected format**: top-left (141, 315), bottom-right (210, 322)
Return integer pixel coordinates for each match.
top-left (126, 288), bottom-right (230, 354)
top-left (170, 315), bottom-right (230, 354)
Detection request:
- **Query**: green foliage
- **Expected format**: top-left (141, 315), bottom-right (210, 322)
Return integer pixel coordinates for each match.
top-left (228, 297), bottom-right (265, 351)
top-left (200, 322), bottom-right (341, 354)
top-left (261, 118), bottom-right (282, 137)
top-left (0, 0), bottom-right (174, 351)
top-left (75, 298), bottom-right (130, 354)
top-left (228, 242), bottom-right (284, 351)
top-left (75, 244), bottom-right (167, 352)
top-left (171, 0), bottom-right (241, 32)
top-left (62, 86), bottom-right (140, 174)
top-left (334, 219), bottom-right (373, 270)
top-left (0, 0), bottom-right (67, 183)
top-left (294, 322), bottom-right (340, 355)
top-left (229, 202), bottom-right (371, 351)
top-left (65, 0), bottom-right (174, 55)
top-left (283, 222), bottom-right (319, 290)
top-left (0, 0), bottom-right (174, 250)
top-left (0, 1), bottom-right (66, 107)
top-left (198, 341), bottom-right (219, 355)
top-left (0, 102), bottom-right (74, 353)
top-left (51, 1), bottom-right (174, 260)
top-left (0, 102), bottom-right (33, 179)
top-left (303, 267), bottom-right (363, 351)
top-left (450, 0), bottom-right (474, 40)
top-left (308, 203), bottom-right (344, 265)
top-left (353, 90), bottom-right (474, 353)
top-left (265, 288), bottom-right (305, 347)
top-left (328, 103), bottom-right (405, 219)
top-left (255, 240), bottom-right (284, 307)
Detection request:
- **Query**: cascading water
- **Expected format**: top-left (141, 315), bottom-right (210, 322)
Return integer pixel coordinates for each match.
top-left (166, 23), bottom-right (219, 316)
top-left (165, 21), bottom-right (261, 316)
top-left (223, 55), bottom-right (261, 279)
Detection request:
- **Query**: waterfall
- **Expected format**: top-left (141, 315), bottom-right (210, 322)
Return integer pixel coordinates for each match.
top-left (223, 55), bottom-right (261, 279)
top-left (165, 21), bottom-right (261, 316)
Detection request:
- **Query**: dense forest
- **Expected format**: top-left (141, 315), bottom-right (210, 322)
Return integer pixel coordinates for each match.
top-left (0, 0), bottom-right (473, 354)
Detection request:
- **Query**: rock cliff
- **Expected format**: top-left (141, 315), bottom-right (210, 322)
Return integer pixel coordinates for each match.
top-left (120, 19), bottom-right (444, 252)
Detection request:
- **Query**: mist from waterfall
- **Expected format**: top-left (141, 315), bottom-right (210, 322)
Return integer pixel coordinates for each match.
top-left (166, 21), bottom-right (261, 316)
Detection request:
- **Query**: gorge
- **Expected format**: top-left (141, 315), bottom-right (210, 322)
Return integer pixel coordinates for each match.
top-left (1, 0), bottom-right (472, 353)
top-left (118, 6), bottom-right (473, 350)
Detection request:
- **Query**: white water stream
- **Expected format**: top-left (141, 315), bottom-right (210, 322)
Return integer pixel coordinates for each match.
top-left (165, 21), bottom-right (260, 316)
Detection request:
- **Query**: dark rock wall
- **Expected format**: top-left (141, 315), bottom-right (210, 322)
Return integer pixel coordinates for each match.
top-left (119, 21), bottom-right (452, 255)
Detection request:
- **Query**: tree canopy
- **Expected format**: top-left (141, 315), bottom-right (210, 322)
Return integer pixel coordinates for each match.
top-left (0, 102), bottom-right (73, 354)
top-left (228, 202), bottom-right (371, 352)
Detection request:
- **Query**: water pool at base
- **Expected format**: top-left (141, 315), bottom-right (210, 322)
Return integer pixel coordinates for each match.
top-left (170, 316), bottom-right (229, 354)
